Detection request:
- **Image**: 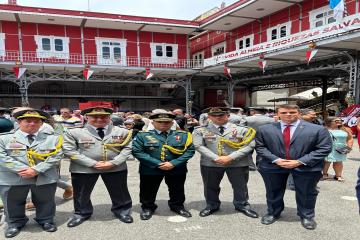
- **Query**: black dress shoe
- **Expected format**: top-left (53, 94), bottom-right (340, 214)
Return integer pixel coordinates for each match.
top-left (41, 223), bottom-right (57, 232)
top-left (5, 227), bottom-right (21, 238)
top-left (301, 218), bottom-right (317, 230)
top-left (67, 216), bottom-right (90, 228)
top-left (171, 208), bottom-right (192, 218)
top-left (140, 209), bottom-right (153, 220)
top-left (118, 215), bottom-right (133, 223)
top-left (261, 214), bottom-right (279, 225)
top-left (199, 208), bottom-right (219, 217)
top-left (235, 207), bottom-right (259, 218)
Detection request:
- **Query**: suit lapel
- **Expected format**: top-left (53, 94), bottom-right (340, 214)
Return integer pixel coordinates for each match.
top-left (290, 121), bottom-right (306, 145)
top-left (274, 122), bottom-right (285, 145)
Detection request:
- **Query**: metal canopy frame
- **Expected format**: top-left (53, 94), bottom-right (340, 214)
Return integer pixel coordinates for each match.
top-left (0, 68), bottom-right (193, 113)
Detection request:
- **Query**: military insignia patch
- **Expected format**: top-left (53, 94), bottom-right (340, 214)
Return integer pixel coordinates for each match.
top-left (145, 135), bottom-right (158, 144)
top-left (175, 135), bottom-right (181, 141)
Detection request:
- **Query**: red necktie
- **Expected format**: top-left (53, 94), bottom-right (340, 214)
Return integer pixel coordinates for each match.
top-left (283, 125), bottom-right (291, 159)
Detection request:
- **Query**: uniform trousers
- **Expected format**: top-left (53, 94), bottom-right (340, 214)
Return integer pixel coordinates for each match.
top-left (140, 174), bottom-right (186, 211)
top-left (201, 166), bottom-right (249, 210)
top-left (0, 183), bottom-right (57, 228)
top-left (71, 170), bottom-right (132, 218)
top-left (259, 170), bottom-right (322, 220)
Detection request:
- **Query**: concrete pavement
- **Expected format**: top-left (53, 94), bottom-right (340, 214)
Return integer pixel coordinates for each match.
top-left (1, 144), bottom-right (359, 240)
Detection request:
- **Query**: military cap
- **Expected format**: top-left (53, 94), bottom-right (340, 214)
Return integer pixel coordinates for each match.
top-left (13, 109), bottom-right (50, 120)
top-left (202, 107), bottom-right (230, 116)
top-left (81, 106), bottom-right (113, 116)
top-left (248, 106), bottom-right (267, 113)
top-left (149, 113), bottom-right (175, 122)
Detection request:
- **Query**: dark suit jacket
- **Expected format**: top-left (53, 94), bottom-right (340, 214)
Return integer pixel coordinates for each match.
top-left (255, 120), bottom-right (332, 173)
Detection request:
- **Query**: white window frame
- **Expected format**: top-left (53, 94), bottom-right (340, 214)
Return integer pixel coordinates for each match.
top-left (0, 33), bottom-right (5, 57)
top-left (235, 34), bottom-right (254, 50)
top-left (192, 51), bottom-right (204, 68)
top-left (34, 35), bottom-right (70, 59)
top-left (95, 37), bottom-right (127, 66)
top-left (211, 42), bottom-right (226, 57)
top-left (267, 22), bottom-right (292, 41)
top-left (309, 6), bottom-right (336, 29)
top-left (150, 43), bottom-right (178, 64)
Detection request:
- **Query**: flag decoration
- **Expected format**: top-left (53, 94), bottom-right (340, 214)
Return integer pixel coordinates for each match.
top-left (330, 0), bottom-right (345, 21)
top-left (82, 68), bottom-right (94, 80)
top-left (306, 49), bottom-right (318, 64)
top-left (224, 64), bottom-right (232, 79)
top-left (145, 67), bottom-right (154, 80)
top-left (13, 66), bottom-right (27, 79)
top-left (258, 60), bottom-right (267, 73)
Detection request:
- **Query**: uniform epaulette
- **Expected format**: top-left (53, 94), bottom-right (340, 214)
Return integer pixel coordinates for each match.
top-left (0, 130), bottom-right (14, 135)
top-left (194, 125), bottom-right (207, 129)
top-left (175, 130), bottom-right (187, 133)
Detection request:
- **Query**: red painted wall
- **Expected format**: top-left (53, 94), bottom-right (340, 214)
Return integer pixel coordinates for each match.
top-left (190, 0), bottom-right (358, 57)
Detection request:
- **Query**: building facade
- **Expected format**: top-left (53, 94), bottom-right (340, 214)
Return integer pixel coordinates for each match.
top-left (0, 0), bottom-right (360, 111)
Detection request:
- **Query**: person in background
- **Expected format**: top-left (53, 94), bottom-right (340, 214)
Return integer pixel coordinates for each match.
top-left (323, 117), bottom-right (353, 182)
top-left (245, 107), bottom-right (275, 171)
top-left (73, 109), bottom-right (85, 125)
top-left (172, 109), bottom-right (187, 130)
top-left (228, 107), bottom-right (245, 125)
top-left (300, 109), bottom-right (323, 125)
top-left (199, 112), bottom-right (209, 126)
top-left (0, 108), bottom-right (13, 133)
top-left (54, 108), bottom-right (82, 129)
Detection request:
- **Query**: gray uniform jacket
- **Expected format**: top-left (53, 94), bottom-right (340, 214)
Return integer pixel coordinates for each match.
top-left (244, 114), bottom-right (275, 130)
top-left (62, 124), bottom-right (132, 173)
top-left (192, 122), bottom-right (255, 167)
top-left (0, 130), bottom-right (62, 186)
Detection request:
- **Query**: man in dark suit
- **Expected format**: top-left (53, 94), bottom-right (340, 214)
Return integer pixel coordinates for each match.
top-left (255, 104), bottom-right (332, 230)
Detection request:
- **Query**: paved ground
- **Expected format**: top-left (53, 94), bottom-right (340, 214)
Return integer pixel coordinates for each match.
top-left (1, 143), bottom-right (359, 240)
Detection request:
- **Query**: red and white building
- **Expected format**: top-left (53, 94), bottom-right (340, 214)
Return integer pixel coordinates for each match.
top-left (0, 0), bottom-right (360, 111)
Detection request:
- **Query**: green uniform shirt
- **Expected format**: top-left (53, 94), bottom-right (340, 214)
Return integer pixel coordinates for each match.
top-left (132, 129), bottom-right (195, 175)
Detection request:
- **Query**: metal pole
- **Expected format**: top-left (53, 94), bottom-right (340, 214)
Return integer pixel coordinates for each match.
top-left (19, 75), bottom-right (29, 106)
top-left (321, 77), bottom-right (328, 114)
top-left (185, 77), bottom-right (192, 115)
top-left (227, 79), bottom-right (234, 107)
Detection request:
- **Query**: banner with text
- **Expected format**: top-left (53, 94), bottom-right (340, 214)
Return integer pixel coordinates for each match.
top-left (204, 13), bottom-right (360, 67)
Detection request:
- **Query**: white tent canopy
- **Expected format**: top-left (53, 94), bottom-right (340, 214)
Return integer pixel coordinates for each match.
top-left (290, 87), bottom-right (339, 100)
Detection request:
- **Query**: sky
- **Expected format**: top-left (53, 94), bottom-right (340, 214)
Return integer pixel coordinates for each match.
top-left (0, 0), bottom-right (238, 20)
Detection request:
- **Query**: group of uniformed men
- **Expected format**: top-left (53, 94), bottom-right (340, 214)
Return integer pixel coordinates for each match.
top-left (0, 104), bottom-right (339, 238)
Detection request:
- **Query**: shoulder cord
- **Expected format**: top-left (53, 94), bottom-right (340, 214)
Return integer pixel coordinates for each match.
top-left (102, 130), bottom-right (133, 161)
top-left (27, 136), bottom-right (63, 167)
top-left (217, 128), bottom-right (256, 156)
top-left (160, 132), bottom-right (192, 161)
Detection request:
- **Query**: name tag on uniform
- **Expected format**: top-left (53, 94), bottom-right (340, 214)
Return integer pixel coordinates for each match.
top-left (7, 142), bottom-right (27, 156)
top-left (79, 138), bottom-right (95, 149)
